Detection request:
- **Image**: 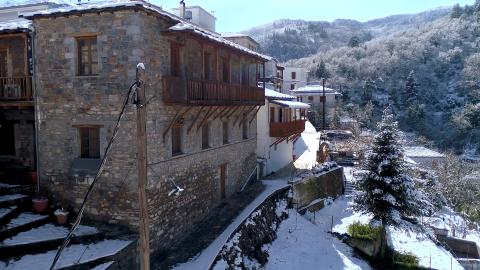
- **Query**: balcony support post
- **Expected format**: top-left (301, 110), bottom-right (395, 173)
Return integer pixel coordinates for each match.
top-left (197, 106), bottom-right (218, 132)
top-left (249, 106), bottom-right (262, 124)
top-left (187, 106), bottom-right (205, 134)
top-left (213, 106), bottom-right (228, 120)
top-left (225, 105), bottom-right (240, 119)
top-left (236, 105), bottom-right (256, 127)
top-left (162, 106), bottom-right (191, 142)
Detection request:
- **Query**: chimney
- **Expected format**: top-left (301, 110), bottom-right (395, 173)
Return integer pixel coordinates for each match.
top-left (179, 0), bottom-right (186, 19)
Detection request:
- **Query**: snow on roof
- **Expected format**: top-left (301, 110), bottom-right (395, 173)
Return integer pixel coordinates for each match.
top-left (0, 0), bottom-right (71, 9)
top-left (339, 116), bottom-right (357, 123)
top-left (265, 88), bottom-right (295, 100)
top-left (221, 32), bottom-right (249, 38)
top-left (0, 18), bottom-right (31, 32)
top-left (21, 0), bottom-right (270, 61)
top-left (271, 100), bottom-right (310, 109)
top-left (292, 84), bottom-right (339, 94)
top-left (404, 146), bottom-right (445, 158)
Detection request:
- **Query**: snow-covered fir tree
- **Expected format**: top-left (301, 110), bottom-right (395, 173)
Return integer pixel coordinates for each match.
top-left (354, 108), bottom-right (429, 255)
top-left (403, 70), bottom-right (419, 105)
top-left (362, 77), bottom-right (376, 104)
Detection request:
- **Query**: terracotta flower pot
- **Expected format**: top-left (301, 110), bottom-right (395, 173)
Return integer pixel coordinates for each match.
top-left (54, 209), bottom-right (69, 225)
top-left (32, 198), bottom-right (49, 214)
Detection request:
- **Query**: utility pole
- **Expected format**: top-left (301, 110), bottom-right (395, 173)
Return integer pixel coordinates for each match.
top-left (322, 78), bottom-right (326, 130)
top-left (135, 63), bottom-right (150, 270)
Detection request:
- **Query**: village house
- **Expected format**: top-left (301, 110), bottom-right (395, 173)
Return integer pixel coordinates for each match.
top-left (18, 0), bottom-right (268, 258)
top-left (282, 66), bottom-right (308, 93)
top-left (256, 87), bottom-right (309, 176)
top-left (290, 84), bottom-right (342, 129)
top-left (404, 146), bottom-right (446, 169)
top-left (222, 33), bottom-right (260, 52)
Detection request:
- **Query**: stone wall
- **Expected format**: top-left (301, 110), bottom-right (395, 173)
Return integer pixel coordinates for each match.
top-left (1, 109), bottom-right (35, 169)
top-left (292, 167), bottom-right (344, 209)
top-left (33, 8), bottom-right (259, 255)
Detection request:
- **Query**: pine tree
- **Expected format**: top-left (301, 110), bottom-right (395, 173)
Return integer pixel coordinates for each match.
top-left (451, 3), bottom-right (463, 18)
top-left (404, 70), bottom-right (419, 106)
top-left (354, 108), bottom-right (425, 257)
top-left (362, 77), bottom-right (376, 103)
top-left (315, 60), bottom-right (330, 79)
top-left (475, 0), bottom-right (480, 13)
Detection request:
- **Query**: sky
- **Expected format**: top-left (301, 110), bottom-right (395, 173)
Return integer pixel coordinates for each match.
top-left (153, 0), bottom-right (475, 32)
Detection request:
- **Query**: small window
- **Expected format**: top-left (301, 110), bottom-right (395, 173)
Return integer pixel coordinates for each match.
top-left (270, 107), bottom-right (275, 123)
top-left (291, 72), bottom-right (296, 80)
top-left (171, 43), bottom-right (180, 77)
top-left (77, 36), bottom-right (98, 76)
top-left (308, 96), bottom-right (314, 101)
top-left (202, 122), bottom-right (210, 149)
top-left (79, 127), bottom-right (100, 159)
top-left (290, 84), bottom-right (295, 90)
top-left (172, 125), bottom-right (182, 156)
top-left (279, 108), bottom-right (283, 123)
top-left (222, 121), bottom-right (229, 144)
top-left (242, 121), bottom-right (248, 140)
top-left (241, 63), bottom-right (249, 86)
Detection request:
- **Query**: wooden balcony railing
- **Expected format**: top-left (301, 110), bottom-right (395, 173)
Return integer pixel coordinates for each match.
top-left (269, 119), bottom-right (306, 138)
top-left (0, 76), bottom-right (33, 101)
top-left (163, 76), bottom-right (265, 106)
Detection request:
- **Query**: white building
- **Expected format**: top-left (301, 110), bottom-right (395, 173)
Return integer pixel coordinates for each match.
top-left (257, 87), bottom-right (310, 177)
top-left (172, 4), bottom-right (216, 32)
top-left (282, 67), bottom-right (308, 94)
top-left (404, 146), bottom-right (446, 169)
top-left (290, 84), bottom-right (342, 129)
top-left (221, 33), bottom-right (260, 52)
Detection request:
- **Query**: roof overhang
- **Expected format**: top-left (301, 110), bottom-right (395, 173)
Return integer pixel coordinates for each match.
top-left (271, 100), bottom-right (310, 109)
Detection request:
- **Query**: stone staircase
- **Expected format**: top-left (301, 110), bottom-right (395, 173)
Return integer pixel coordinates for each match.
top-left (0, 181), bottom-right (137, 270)
top-left (344, 182), bottom-right (355, 195)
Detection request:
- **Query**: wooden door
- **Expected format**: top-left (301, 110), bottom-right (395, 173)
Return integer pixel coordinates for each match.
top-left (220, 164), bottom-right (226, 199)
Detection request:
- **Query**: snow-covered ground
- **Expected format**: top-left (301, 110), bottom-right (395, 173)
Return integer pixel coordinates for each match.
top-left (264, 206), bottom-right (371, 270)
top-left (172, 178), bottom-right (289, 270)
top-left (293, 121), bottom-right (320, 170)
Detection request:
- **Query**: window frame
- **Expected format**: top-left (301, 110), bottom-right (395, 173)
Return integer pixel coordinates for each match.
top-left (201, 122), bottom-right (210, 149)
top-left (291, 71), bottom-right (296, 80)
top-left (222, 121), bottom-right (229, 144)
top-left (78, 126), bottom-right (100, 159)
top-left (76, 36), bottom-right (98, 76)
top-left (171, 124), bottom-right (183, 156)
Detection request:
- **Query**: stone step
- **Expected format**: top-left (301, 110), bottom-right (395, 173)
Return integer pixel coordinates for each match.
top-left (1, 239), bottom-right (136, 270)
top-left (0, 212), bottom-right (50, 240)
top-left (0, 194), bottom-right (30, 208)
top-left (0, 224), bottom-right (102, 259)
top-left (0, 206), bottom-right (21, 227)
top-left (0, 183), bottom-right (27, 196)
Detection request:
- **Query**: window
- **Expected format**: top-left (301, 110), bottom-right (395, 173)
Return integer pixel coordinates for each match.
top-left (221, 57), bottom-right (229, 83)
top-left (222, 121), bottom-right (229, 144)
top-left (170, 43), bottom-right (180, 77)
top-left (278, 108), bottom-right (283, 123)
top-left (77, 36), bottom-right (98, 76)
top-left (308, 96), bottom-right (314, 101)
top-left (290, 84), bottom-right (295, 90)
top-left (0, 50), bottom-right (7, 77)
top-left (201, 122), bottom-right (209, 149)
top-left (242, 121), bottom-right (248, 140)
top-left (270, 107), bottom-right (275, 123)
top-left (171, 125), bottom-right (182, 156)
top-left (204, 52), bottom-right (212, 80)
top-left (291, 72), bottom-right (296, 80)
top-left (79, 127), bottom-right (100, 159)
top-left (241, 63), bottom-right (249, 86)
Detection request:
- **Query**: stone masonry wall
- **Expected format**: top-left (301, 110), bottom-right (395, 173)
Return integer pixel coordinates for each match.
top-left (33, 8), bottom-right (259, 254)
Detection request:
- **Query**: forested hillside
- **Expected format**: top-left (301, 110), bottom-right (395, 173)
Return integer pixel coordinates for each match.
top-left (244, 8), bottom-right (450, 62)
top-left (285, 3), bottom-right (480, 155)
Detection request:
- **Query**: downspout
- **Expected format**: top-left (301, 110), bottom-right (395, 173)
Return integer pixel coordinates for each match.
top-left (31, 29), bottom-right (41, 195)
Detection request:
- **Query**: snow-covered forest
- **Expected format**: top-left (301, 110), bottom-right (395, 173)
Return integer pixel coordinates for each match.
top-left (247, 3), bottom-right (480, 155)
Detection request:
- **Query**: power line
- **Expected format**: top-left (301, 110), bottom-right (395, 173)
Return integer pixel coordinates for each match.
top-left (50, 81), bottom-right (138, 270)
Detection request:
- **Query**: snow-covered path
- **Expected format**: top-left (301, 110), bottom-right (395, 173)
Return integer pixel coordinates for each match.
top-left (172, 179), bottom-right (289, 270)
top-left (265, 207), bottom-right (372, 270)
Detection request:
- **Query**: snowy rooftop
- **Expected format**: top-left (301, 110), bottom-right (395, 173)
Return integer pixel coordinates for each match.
top-left (221, 32), bottom-right (250, 38)
top-left (0, 18), bottom-right (31, 32)
top-left (0, 0), bottom-right (72, 9)
top-left (271, 100), bottom-right (310, 109)
top-left (404, 146), bottom-right (446, 158)
top-left (265, 88), bottom-right (295, 100)
top-left (291, 84), bottom-right (341, 94)
top-left (21, 1), bottom-right (270, 61)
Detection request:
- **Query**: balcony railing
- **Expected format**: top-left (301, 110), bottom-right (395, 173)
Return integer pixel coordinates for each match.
top-left (269, 119), bottom-right (306, 138)
top-left (0, 76), bottom-right (33, 101)
top-left (163, 76), bottom-right (265, 106)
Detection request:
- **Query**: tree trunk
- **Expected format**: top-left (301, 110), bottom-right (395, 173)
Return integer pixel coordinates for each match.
top-left (379, 222), bottom-right (387, 259)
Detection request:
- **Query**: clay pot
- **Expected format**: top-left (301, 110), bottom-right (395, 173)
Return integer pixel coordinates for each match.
top-left (54, 209), bottom-right (69, 225)
top-left (32, 197), bottom-right (49, 214)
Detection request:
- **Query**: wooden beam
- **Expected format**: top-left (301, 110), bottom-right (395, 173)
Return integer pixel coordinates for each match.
top-left (197, 106), bottom-right (218, 132)
top-left (249, 106), bottom-right (262, 124)
top-left (187, 106), bottom-right (205, 134)
top-left (162, 107), bottom-right (191, 142)
top-left (219, 106), bottom-right (235, 119)
top-left (233, 106), bottom-right (248, 127)
top-left (236, 106), bottom-right (256, 127)
top-left (213, 106), bottom-right (228, 120)
top-left (225, 105), bottom-right (240, 119)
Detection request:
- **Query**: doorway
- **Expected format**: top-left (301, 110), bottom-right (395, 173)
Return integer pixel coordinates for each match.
top-left (0, 120), bottom-right (15, 156)
top-left (0, 50), bottom-right (7, 77)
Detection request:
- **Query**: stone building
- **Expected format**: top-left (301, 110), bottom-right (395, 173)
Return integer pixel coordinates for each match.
top-left (23, 1), bottom-right (267, 256)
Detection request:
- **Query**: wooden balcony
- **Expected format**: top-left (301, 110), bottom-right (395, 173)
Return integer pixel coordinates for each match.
top-left (0, 76), bottom-right (33, 102)
top-left (163, 76), bottom-right (265, 106)
top-left (269, 120), bottom-right (306, 138)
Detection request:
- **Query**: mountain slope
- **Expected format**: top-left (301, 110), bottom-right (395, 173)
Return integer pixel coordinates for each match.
top-left (243, 8), bottom-right (451, 62)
